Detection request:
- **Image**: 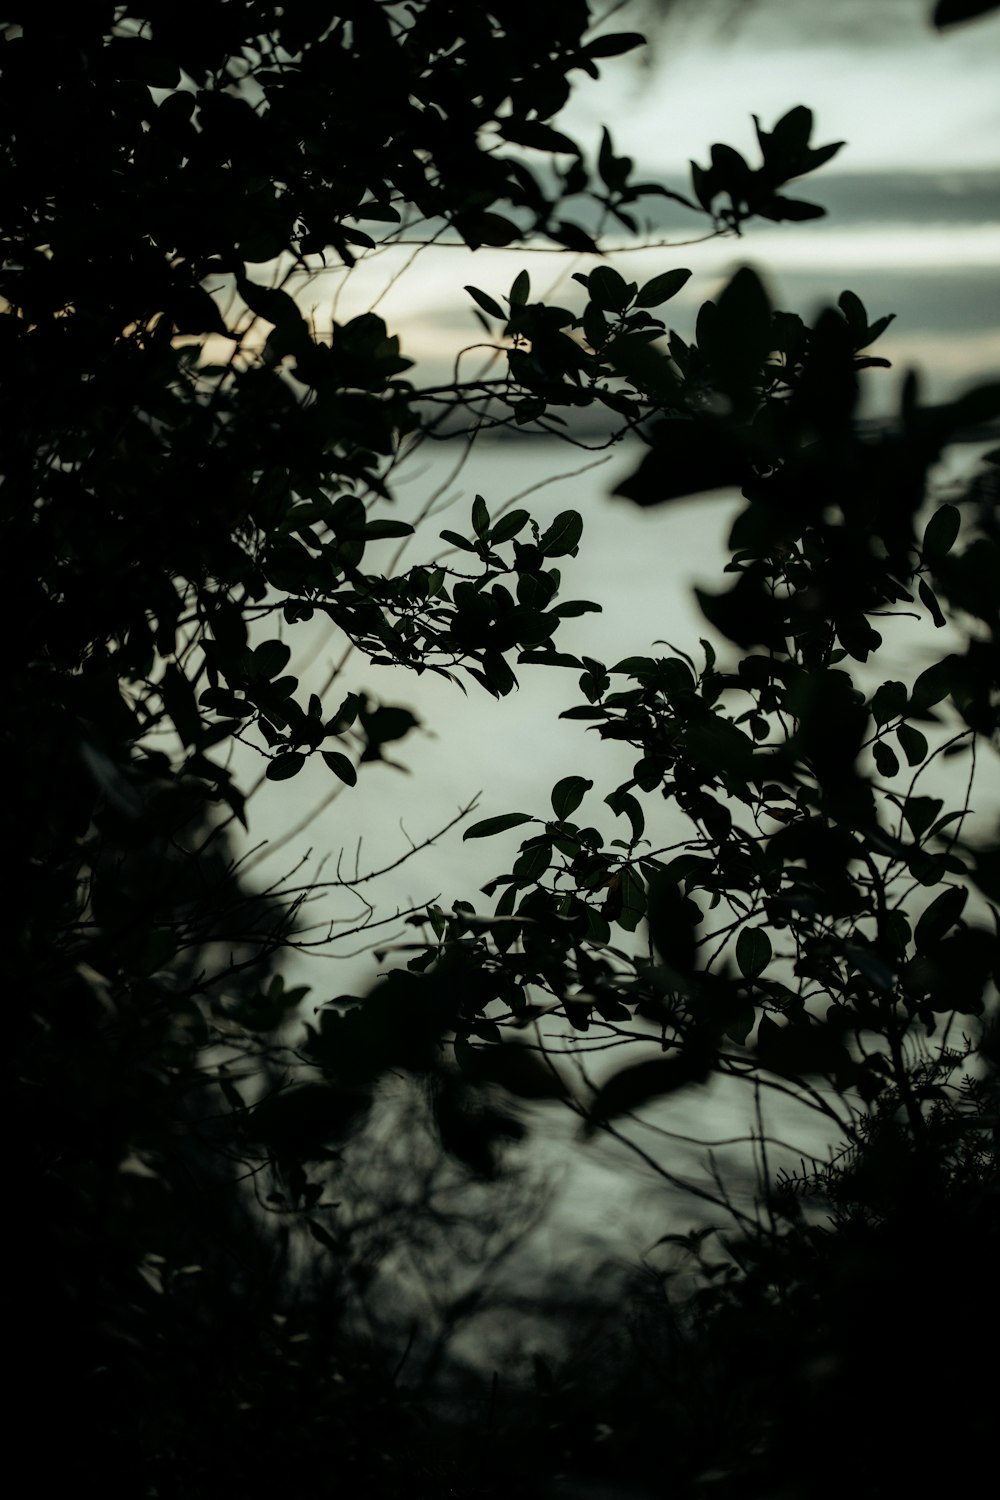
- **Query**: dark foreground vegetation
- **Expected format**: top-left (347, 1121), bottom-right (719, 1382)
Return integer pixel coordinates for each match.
top-left (4, 1), bottom-right (998, 1494)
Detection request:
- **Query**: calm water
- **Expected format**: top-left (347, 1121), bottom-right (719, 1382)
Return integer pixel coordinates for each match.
top-left (223, 431), bottom-right (995, 1269)
top-left (223, 1), bottom-right (1000, 1373)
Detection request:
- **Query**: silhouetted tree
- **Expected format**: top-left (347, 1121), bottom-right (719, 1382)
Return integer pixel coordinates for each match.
top-left (7, 2), bottom-right (998, 1495)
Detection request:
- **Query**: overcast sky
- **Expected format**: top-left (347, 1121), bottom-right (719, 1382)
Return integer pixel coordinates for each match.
top-left (565, 0), bottom-right (1000, 172)
top-left (265, 1), bottom-right (1000, 1014)
top-left (290, 0), bottom-right (1000, 407)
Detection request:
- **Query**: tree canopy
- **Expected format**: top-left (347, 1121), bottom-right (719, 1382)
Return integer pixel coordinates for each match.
top-left (5, 2), bottom-right (999, 1495)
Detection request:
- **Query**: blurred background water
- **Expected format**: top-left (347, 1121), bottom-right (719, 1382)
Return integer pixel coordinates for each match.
top-left (227, 0), bottom-right (1000, 1323)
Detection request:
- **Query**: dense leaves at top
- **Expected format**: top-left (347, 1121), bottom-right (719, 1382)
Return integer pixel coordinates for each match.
top-left (1, 0), bottom-right (613, 279)
top-left (3, 0), bottom-right (649, 998)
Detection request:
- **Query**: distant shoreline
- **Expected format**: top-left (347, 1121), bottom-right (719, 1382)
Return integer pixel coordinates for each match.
top-left (417, 408), bottom-right (1000, 446)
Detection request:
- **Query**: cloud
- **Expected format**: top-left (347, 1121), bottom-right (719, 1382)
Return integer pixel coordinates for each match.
top-left (563, 2), bottom-right (1000, 171)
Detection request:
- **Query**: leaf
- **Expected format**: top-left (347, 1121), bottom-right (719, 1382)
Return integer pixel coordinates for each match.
top-left (586, 1051), bottom-right (712, 1130)
top-left (605, 789), bottom-right (645, 843)
top-left (871, 680), bottom-right (907, 726)
top-left (645, 876), bottom-right (698, 974)
top-left (252, 640), bottom-right (292, 680)
top-left (903, 795), bottom-right (943, 839)
top-left (713, 267), bottom-right (772, 406)
top-left (736, 927), bottom-right (771, 980)
top-left (490, 509), bottom-right (530, 543)
top-left (550, 599), bottom-right (601, 618)
top-left (237, 277), bottom-right (309, 347)
top-left (460, 211), bottom-right (521, 248)
top-left (539, 510), bottom-right (583, 556)
top-left (472, 495), bottom-right (490, 538)
top-left (513, 839), bottom-right (551, 883)
top-left (587, 265), bottom-right (631, 313)
top-left (911, 656), bottom-right (956, 711)
top-left (863, 312), bottom-right (895, 345)
top-left (838, 288), bottom-right (866, 333)
top-left (465, 285), bottom-right (505, 320)
top-left (766, 197), bottom-right (825, 222)
top-left (456, 1042), bottom-right (567, 1098)
top-left (844, 946), bottom-right (894, 992)
top-left (616, 416), bottom-right (748, 506)
top-left (897, 723), bottom-right (928, 767)
top-left (598, 126), bottom-right (630, 191)
top-left (551, 776), bottom-right (592, 820)
top-left (909, 852), bottom-right (948, 887)
top-left (321, 751), bottom-right (357, 786)
top-left (934, 0), bottom-right (1000, 28)
top-left (771, 104), bottom-right (814, 151)
top-left (328, 692), bottom-right (360, 733)
top-left (480, 649), bottom-right (517, 698)
top-left (361, 705), bottom-right (418, 749)
top-left (755, 1014), bottom-right (853, 1082)
top-left (463, 813), bottom-right (534, 840)
top-left (915, 886), bottom-right (968, 951)
top-left (339, 226), bottom-right (375, 250)
top-left (509, 270), bottom-right (530, 306)
top-left (616, 867), bottom-right (647, 931)
top-left (108, 36), bottom-right (182, 88)
top-left (307, 1220), bottom-right (340, 1254)
top-left (873, 741), bottom-right (900, 779)
top-left (634, 268), bottom-right (691, 308)
top-left (922, 503), bottom-right (961, 562)
top-left (498, 120), bottom-right (580, 154)
top-left (361, 519), bottom-right (414, 539)
top-left (552, 220), bottom-right (599, 254)
top-left (266, 753), bottom-right (306, 781)
top-left (584, 31), bottom-right (646, 58)
top-left (355, 200), bottom-right (401, 223)
top-left (522, 650), bottom-right (583, 669)
top-left (439, 529), bottom-right (476, 551)
top-left (682, 716), bottom-right (754, 775)
top-left (171, 285), bottom-right (231, 337)
top-left (160, 664), bottom-right (202, 746)
top-left (948, 381), bottom-right (1000, 428)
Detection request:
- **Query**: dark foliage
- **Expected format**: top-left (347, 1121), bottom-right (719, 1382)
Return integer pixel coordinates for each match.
top-left (4, 2), bottom-right (999, 1496)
